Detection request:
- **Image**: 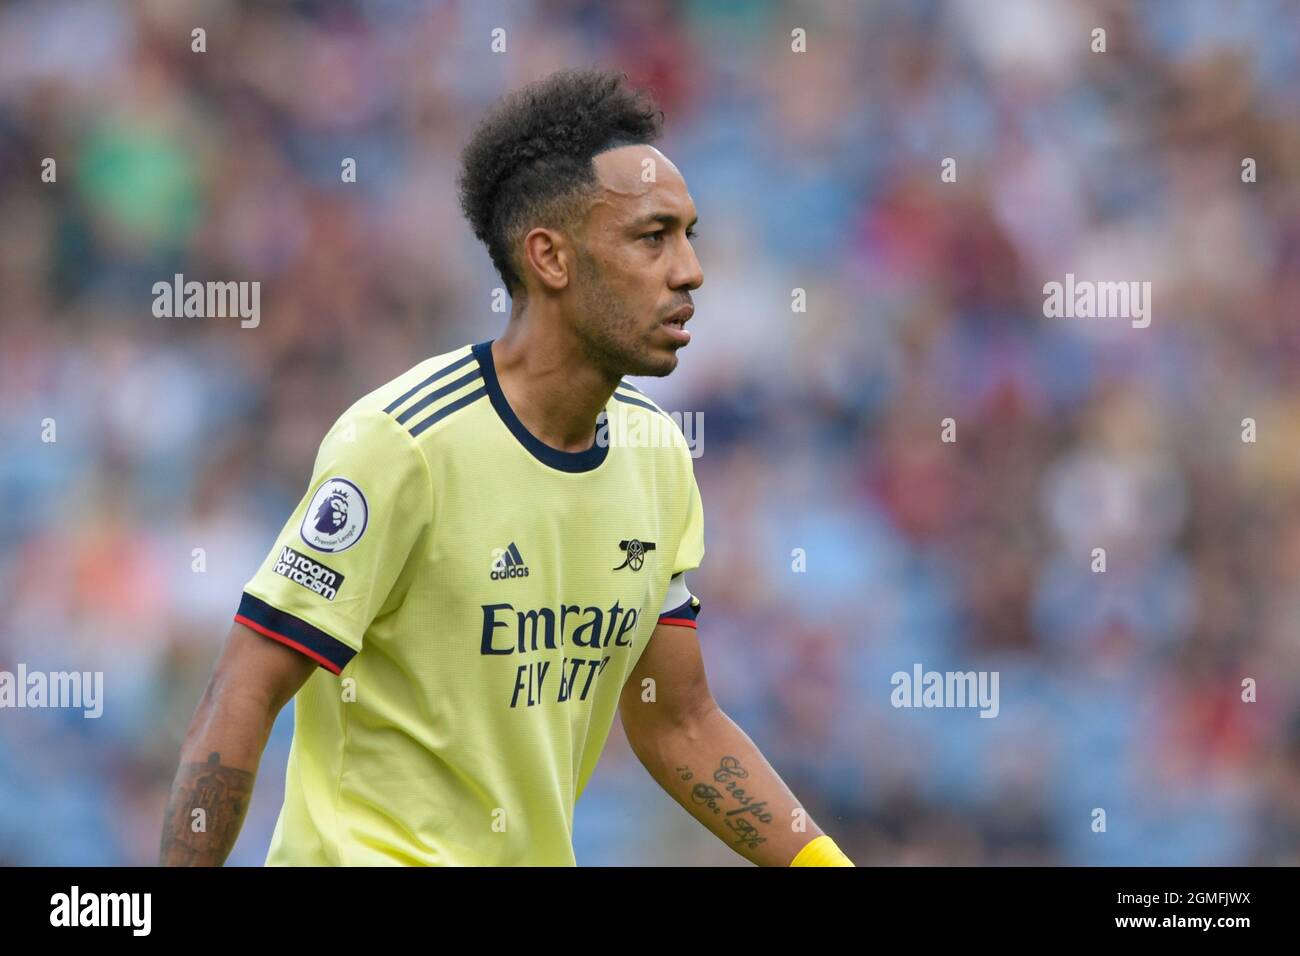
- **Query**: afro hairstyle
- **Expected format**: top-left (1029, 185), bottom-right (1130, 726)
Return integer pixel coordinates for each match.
top-left (457, 69), bottom-right (665, 295)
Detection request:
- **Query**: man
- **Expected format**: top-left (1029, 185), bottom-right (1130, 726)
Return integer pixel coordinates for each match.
top-left (160, 69), bottom-right (852, 867)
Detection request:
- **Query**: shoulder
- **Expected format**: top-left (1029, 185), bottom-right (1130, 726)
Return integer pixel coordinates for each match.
top-left (309, 345), bottom-right (487, 486)
top-left (345, 343), bottom-right (479, 422)
top-left (609, 378), bottom-right (664, 415)
top-left (608, 379), bottom-right (697, 471)
top-left (334, 343), bottom-right (489, 444)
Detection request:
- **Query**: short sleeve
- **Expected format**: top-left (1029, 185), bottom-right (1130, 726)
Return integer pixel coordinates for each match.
top-left (658, 572), bottom-right (701, 628)
top-left (235, 409), bottom-right (431, 674)
top-left (657, 451), bottom-right (705, 628)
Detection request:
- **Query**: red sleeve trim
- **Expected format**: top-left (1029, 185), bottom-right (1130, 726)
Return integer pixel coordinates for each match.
top-left (656, 617), bottom-right (698, 629)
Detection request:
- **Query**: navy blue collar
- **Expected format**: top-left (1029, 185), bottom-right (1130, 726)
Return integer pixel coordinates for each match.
top-left (472, 339), bottom-right (610, 473)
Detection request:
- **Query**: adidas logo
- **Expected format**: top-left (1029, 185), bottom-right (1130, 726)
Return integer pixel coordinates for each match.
top-left (490, 542), bottom-right (531, 580)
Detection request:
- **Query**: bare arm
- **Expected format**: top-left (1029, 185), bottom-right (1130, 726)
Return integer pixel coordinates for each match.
top-left (159, 620), bottom-right (317, 865)
top-left (619, 622), bottom-right (834, 866)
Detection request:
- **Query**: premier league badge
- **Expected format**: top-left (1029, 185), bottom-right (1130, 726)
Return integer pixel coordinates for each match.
top-left (300, 477), bottom-right (368, 553)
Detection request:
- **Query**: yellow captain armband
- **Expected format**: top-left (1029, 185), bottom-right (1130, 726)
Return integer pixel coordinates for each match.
top-left (789, 834), bottom-right (855, 867)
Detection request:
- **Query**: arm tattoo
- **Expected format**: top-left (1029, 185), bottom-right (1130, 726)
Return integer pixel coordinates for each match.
top-left (159, 752), bottom-right (255, 866)
top-left (690, 783), bottom-right (725, 813)
top-left (724, 816), bottom-right (766, 850)
top-left (679, 759), bottom-right (775, 850)
top-left (715, 756), bottom-right (774, 830)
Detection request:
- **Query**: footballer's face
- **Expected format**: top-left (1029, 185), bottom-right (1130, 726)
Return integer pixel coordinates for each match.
top-left (570, 144), bottom-right (703, 377)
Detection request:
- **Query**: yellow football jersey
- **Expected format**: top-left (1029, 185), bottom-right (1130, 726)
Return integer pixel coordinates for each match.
top-left (236, 339), bottom-right (704, 865)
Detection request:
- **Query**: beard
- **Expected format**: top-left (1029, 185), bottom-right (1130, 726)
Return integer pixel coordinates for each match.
top-left (571, 247), bottom-right (679, 378)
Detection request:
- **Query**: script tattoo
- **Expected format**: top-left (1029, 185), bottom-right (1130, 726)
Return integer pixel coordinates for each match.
top-left (690, 783), bottom-right (725, 814)
top-left (724, 816), bottom-right (767, 850)
top-left (713, 756), bottom-right (774, 824)
top-left (159, 752), bottom-right (254, 865)
top-left (680, 759), bottom-right (772, 852)
top-left (713, 756), bottom-right (748, 783)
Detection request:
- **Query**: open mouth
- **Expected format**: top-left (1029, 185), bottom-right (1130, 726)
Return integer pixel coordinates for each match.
top-left (661, 309), bottom-right (692, 344)
top-left (663, 305), bottom-right (693, 328)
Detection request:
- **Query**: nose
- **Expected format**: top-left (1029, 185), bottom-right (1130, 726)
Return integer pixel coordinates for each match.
top-left (671, 237), bottom-right (704, 292)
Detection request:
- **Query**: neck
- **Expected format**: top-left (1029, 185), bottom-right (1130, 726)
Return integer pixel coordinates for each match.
top-left (491, 306), bottom-right (620, 453)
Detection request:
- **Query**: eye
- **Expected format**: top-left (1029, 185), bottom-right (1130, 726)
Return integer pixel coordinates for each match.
top-left (641, 231), bottom-right (666, 243)
top-left (686, 228), bottom-right (698, 240)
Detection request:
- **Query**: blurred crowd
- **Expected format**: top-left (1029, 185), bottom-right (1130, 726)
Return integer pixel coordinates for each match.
top-left (2, 0), bottom-right (1300, 865)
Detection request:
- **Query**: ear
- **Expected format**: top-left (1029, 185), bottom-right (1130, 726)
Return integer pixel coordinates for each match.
top-left (521, 227), bottom-right (571, 292)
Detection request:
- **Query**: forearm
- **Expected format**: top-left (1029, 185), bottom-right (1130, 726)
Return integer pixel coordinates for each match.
top-left (159, 682), bottom-right (277, 866)
top-left (632, 705), bottom-right (825, 866)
